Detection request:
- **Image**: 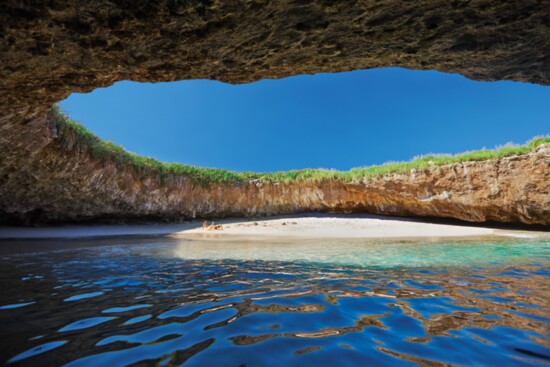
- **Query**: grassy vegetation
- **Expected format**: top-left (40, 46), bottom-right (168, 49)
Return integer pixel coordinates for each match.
top-left (51, 106), bottom-right (549, 186)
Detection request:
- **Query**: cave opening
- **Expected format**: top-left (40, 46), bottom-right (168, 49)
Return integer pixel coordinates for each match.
top-left (58, 67), bottom-right (550, 173)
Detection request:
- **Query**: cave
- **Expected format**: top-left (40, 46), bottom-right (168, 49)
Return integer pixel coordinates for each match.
top-left (0, 1), bottom-right (549, 225)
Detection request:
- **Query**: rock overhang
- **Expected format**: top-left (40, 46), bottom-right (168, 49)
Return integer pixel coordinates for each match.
top-left (1, 0), bottom-right (549, 117)
top-left (0, 1), bottom-right (549, 225)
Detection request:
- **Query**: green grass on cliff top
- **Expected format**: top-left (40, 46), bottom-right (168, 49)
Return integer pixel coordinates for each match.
top-left (52, 107), bottom-right (549, 185)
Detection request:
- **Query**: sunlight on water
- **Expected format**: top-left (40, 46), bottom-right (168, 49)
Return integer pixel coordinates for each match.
top-left (0, 236), bottom-right (549, 366)
top-left (172, 237), bottom-right (550, 267)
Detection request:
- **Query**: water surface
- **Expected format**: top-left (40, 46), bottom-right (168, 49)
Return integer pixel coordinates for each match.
top-left (1, 236), bottom-right (549, 366)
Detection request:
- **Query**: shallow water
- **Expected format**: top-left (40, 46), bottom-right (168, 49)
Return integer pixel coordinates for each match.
top-left (0, 236), bottom-right (549, 366)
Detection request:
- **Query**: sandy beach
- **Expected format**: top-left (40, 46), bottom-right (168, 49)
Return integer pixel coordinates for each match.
top-left (0, 213), bottom-right (544, 240)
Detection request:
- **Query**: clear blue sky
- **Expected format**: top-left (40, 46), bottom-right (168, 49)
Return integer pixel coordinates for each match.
top-left (59, 67), bottom-right (549, 172)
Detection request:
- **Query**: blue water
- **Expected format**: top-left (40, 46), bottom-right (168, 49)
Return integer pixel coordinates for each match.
top-left (0, 236), bottom-right (549, 366)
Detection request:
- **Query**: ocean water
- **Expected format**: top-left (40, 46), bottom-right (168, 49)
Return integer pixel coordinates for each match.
top-left (0, 236), bottom-right (549, 366)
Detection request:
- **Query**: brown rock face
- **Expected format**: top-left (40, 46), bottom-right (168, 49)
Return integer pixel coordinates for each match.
top-left (1, 112), bottom-right (549, 225)
top-left (0, 1), bottom-right (549, 225)
top-left (2, 0), bottom-right (549, 114)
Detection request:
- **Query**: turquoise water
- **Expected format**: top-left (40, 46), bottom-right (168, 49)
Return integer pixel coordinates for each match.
top-left (171, 236), bottom-right (550, 267)
top-left (0, 236), bottom-right (549, 366)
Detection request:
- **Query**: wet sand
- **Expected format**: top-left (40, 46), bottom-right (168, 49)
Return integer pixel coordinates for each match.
top-left (0, 213), bottom-right (545, 240)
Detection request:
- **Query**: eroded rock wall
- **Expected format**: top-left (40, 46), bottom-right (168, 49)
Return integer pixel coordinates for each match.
top-left (0, 1), bottom-right (549, 225)
top-left (1, 0), bottom-right (549, 117)
top-left (1, 113), bottom-right (548, 225)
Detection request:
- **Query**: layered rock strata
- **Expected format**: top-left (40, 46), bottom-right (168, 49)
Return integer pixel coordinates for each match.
top-left (1, 112), bottom-right (548, 225)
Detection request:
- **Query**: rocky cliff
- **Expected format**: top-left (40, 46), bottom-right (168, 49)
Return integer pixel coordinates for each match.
top-left (1, 111), bottom-right (548, 225)
top-left (1, 1), bottom-right (549, 225)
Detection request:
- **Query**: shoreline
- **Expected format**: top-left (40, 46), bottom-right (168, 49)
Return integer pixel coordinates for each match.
top-left (0, 213), bottom-right (547, 241)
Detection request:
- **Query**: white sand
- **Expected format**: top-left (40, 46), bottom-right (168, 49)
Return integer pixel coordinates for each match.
top-left (176, 214), bottom-right (498, 238)
top-left (0, 213), bottom-right (537, 240)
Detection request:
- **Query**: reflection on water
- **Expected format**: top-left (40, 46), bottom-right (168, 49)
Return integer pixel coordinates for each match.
top-left (0, 236), bottom-right (549, 366)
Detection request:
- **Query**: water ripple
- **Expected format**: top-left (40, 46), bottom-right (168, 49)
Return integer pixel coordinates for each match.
top-left (0, 236), bottom-right (549, 366)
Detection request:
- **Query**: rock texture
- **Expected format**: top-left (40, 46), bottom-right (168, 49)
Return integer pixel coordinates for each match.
top-left (1, 112), bottom-right (549, 225)
top-left (0, 1), bottom-right (549, 225)
top-left (1, 1), bottom-right (550, 116)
